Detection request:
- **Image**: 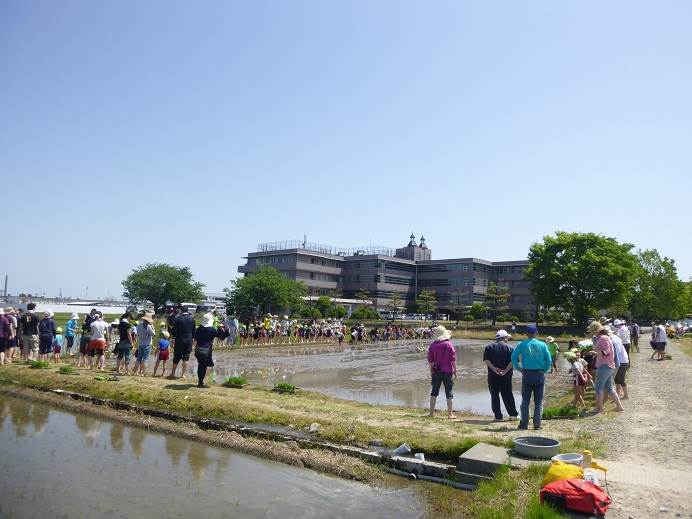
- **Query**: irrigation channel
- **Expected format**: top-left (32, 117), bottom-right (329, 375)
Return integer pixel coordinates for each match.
top-left (0, 395), bottom-right (424, 519)
top-left (211, 339), bottom-right (569, 414)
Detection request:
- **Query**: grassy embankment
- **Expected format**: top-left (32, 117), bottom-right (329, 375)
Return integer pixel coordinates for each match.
top-left (676, 336), bottom-right (692, 358)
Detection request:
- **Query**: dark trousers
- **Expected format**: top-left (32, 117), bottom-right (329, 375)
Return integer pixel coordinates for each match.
top-left (197, 362), bottom-right (207, 386)
top-left (520, 370), bottom-right (545, 428)
top-left (488, 374), bottom-right (518, 419)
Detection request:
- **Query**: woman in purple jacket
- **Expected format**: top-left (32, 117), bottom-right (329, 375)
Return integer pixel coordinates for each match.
top-left (427, 325), bottom-right (458, 419)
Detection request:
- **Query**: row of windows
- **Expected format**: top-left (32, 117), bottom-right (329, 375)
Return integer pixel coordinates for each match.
top-left (301, 256), bottom-right (340, 268)
top-left (254, 255), bottom-right (293, 266)
top-left (298, 272), bottom-right (339, 282)
top-left (384, 275), bottom-right (415, 286)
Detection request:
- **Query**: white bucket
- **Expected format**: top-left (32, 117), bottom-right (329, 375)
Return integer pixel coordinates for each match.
top-left (551, 453), bottom-right (584, 466)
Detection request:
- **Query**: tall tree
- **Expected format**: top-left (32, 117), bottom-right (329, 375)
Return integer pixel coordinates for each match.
top-left (525, 232), bottom-right (638, 326)
top-left (629, 249), bottom-right (689, 319)
top-left (225, 266), bottom-right (307, 317)
top-left (355, 288), bottom-right (370, 305)
top-left (122, 263), bottom-right (205, 314)
top-left (386, 292), bottom-right (403, 315)
top-left (485, 282), bottom-right (510, 326)
top-left (416, 289), bottom-right (437, 316)
top-left (469, 302), bottom-right (487, 320)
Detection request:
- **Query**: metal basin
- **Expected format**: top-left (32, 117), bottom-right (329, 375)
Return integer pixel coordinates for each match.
top-left (513, 436), bottom-right (561, 459)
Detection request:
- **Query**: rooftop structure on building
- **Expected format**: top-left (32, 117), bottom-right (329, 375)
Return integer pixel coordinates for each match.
top-left (239, 236), bottom-right (535, 319)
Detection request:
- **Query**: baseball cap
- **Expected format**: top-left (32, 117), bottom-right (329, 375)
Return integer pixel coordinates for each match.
top-left (495, 330), bottom-right (510, 339)
top-left (526, 324), bottom-right (538, 334)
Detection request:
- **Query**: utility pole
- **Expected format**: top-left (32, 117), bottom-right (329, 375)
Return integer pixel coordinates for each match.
top-left (3, 275), bottom-right (7, 297)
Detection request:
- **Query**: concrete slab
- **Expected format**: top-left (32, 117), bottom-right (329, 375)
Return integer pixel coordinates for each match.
top-left (454, 470), bottom-right (493, 488)
top-left (458, 443), bottom-right (511, 476)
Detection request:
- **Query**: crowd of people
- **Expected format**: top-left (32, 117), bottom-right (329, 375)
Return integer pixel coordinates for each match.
top-left (425, 316), bottom-right (676, 429)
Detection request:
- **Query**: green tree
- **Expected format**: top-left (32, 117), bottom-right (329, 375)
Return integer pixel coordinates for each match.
top-left (315, 296), bottom-right (333, 317)
top-left (122, 263), bottom-right (205, 314)
top-left (355, 288), bottom-right (370, 306)
top-left (525, 232), bottom-right (638, 326)
top-left (224, 266), bottom-right (307, 317)
top-left (350, 305), bottom-right (379, 321)
top-left (485, 282), bottom-right (510, 326)
top-left (386, 292), bottom-right (403, 315)
top-left (468, 302), bottom-right (487, 320)
top-left (629, 249), bottom-right (689, 319)
top-left (416, 290), bottom-right (437, 316)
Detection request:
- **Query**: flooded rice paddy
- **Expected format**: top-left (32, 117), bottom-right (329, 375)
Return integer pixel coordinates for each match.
top-left (0, 396), bottom-right (423, 519)
top-left (212, 339), bottom-right (531, 414)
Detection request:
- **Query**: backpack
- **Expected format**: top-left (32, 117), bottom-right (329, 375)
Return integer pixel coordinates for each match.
top-left (540, 478), bottom-right (611, 517)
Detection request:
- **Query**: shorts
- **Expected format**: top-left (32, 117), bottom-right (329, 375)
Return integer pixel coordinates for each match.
top-left (89, 339), bottom-right (107, 356)
top-left (136, 345), bottom-right (151, 362)
top-left (158, 349), bottom-right (169, 361)
top-left (39, 334), bottom-right (54, 354)
top-left (654, 342), bottom-right (666, 352)
top-left (7, 337), bottom-right (16, 348)
top-left (22, 335), bottom-right (38, 354)
top-left (116, 341), bottom-right (132, 361)
top-left (594, 366), bottom-right (615, 394)
top-left (173, 339), bottom-right (192, 364)
top-left (53, 345), bottom-right (62, 354)
top-left (66, 336), bottom-right (75, 349)
top-left (79, 336), bottom-right (90, 355)
top-left (614, 363), bottom-right (628, 386)
top-left (573, 376), bottom-right (586, 387)
top-left (0, 336), bottom-right (7, 353)
top-left (430, 371), bottom-right (454, 399)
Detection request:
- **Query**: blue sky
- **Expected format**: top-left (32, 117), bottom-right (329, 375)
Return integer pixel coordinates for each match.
top-left (2, 1), bottom-right (690, 299)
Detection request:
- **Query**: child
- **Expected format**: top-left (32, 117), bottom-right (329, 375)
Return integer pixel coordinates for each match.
top-left (152, 330), bottom-right (170, 377)
top-left (53, 327), bottom-right (64, 364)
top-left (566, 350), bottom-right (590, 406)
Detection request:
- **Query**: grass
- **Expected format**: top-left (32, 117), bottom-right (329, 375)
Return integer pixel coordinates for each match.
top-left (273, 382), bottom-right (297, 393)
top-left (677, 337), bottom-right (692, 358)
top-left (424, 464), bottom-right (565, 519)
top-left (58, 365), bottom-right (77, 375)
top-left (29, 360), bottom-right (50, 369)
top-left (541, 405), bottom-right (579, 420)
top-left (223, 376), bottom-right (247, 387)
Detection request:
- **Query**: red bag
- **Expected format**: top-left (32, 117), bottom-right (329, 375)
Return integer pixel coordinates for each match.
top-left (540, 478), bottom-right (611, 517)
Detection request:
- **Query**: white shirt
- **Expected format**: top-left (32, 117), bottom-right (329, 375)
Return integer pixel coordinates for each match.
top-left (610, 333), bottom-right (629, 365)
top-left (654, 324), bottom-right (668, 344)
top-left (90, 320), bottom-right (109, 340)
top-left (616, 325), bottom-right (631, 345)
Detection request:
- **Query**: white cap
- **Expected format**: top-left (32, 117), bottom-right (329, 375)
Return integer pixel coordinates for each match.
top-left (613, 319), bottom-right (623, 326)
top-left (495, 329), bottom-right (510, 339)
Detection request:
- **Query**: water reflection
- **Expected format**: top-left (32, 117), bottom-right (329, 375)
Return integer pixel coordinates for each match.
top-left (0, 396), bottom-right (423, 518)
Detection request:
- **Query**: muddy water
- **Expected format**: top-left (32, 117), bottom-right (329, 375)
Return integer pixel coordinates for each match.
top-left (212, 339), bottom-right (543, 414)
top-left (0, 396), bottom-right (423, 519)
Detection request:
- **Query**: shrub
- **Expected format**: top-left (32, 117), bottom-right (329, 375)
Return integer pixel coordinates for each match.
top-left (29, 360), bottom-right (50, 369)
top-left (58, 365), bottom-right (77, 374)
top-left (273, 382), bottom-right (296, 392)
top-left (223, 376), bottom-right (247, 387)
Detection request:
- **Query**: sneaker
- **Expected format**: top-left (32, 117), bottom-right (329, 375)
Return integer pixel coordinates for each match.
top-left (534, 425), bottom-right (542, 430)
top-left (517, 424), bottom-right (528, 430)
top-left (509, 415), bottom-right (519, 420)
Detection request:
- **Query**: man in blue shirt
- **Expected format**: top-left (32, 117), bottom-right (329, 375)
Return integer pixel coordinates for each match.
top-left (511, 324), bottom-right (552, 430)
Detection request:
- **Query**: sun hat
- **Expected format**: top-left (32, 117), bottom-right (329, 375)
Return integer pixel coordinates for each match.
top-left (161, 330), bottom-right (170, 338)
top-left (0, 308), bottom-right (4, 315)
top-left (45, 309), bottom-right (54, 318)
top-left (201, 313), bottom-right (214, 327)
top-left (526, 324), bottom-right (538, 334)
top-left (70, 312), bottom-right (79, 319)
top-left (599, 317), bottom-right (611, 325)
top-left (495, 329), bottom-right (510, 339)
top-left (613, 319), bottom-right (624, 326)
top-left (5, 307), bottom-right (13, 313)
top-left (546, 336), bottom-right (555, 343)
top-left (142, 313), bottom-right (154, 324)
top-left (587, 321), bottom-right (604, 334)
top-left (431, 325), bottom-right (452, 341)
top-left (564, 351), bottom-right (576, 361)
top-left (56, 327), bottom-right (63, 333)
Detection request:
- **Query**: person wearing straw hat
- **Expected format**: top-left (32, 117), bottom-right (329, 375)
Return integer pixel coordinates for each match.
top-left (588, 321), bottom-right (624, 413)
top-left (2, 308), bottom-right (18, 364)
top-left (511, 324), bottom-right (551, 430)
top-left (427, 325), bottom-right (457, 419)
top-left (133, 314), bottom-right (156, 376)
top-left (483, 330), bottom-right (519, 421)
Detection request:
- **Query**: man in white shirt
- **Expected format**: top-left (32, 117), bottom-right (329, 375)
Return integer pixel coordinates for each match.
top-left (89, 313), bottom-right (109, 370)
top-left (609, 327), bottom-right (630, 399)
top-left (614, 319), bottom-right (631, 356)
top-left (650, 320), bottom-right (668, 361)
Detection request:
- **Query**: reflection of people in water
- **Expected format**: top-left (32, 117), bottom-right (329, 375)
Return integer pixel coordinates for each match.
top-left (74, 414), bottom-right (101, 447)
top-left (110, 423), bottom-right (125, 452)
top-left (165, 435), bottom-right (187, 467)
top-left (129, 428), bottom-right (146, 460)
top-left (188, 442), bottom-right (211, 481)
top-left (29, 404), bottom-right (50, 434)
